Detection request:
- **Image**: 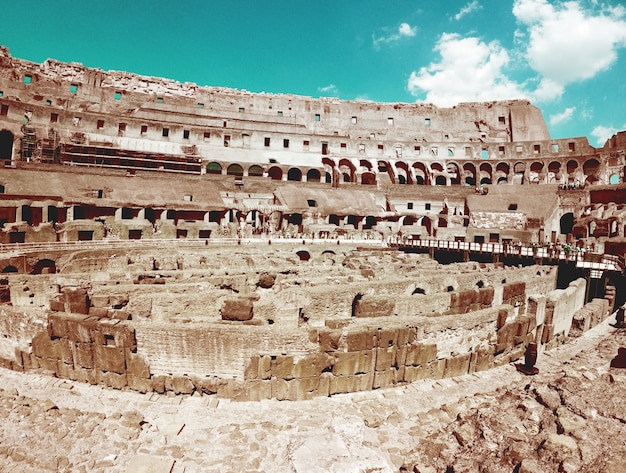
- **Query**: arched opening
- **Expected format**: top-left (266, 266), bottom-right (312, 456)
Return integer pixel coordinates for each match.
top-left (560, 212), bottom-right (574, 235)
top-left (0, 130), bottom-right (14, 163)
top-left (325, 172), bottom-right (332, 183)
top-left (21, 205), bottom-right (33, 225)
top-left (446, 162), bottom-right (460, 185)
top-left (287, 167), bottom-right (302, 182)
top-left (435, 175), bottom-right (447, 186)
top-left (548, 161), bottom-right (561, 183)
top-left (421, 216), bottom-right (432, 236)
top-left (530, 161), bottom-right (543, 183)
top-left (226, 163), bottom-right (243, 177)
top-left (583, 158), bottom-right (600, 184)
top-left (328, 214), bottom-right (340, 225)
top-left (268, 166), bottom-right (283, 180)
top-left (296, 250), bottom-right (310, 261)
top-left (413, 162), bottom-right (428, 185)
top-left (248, 165), bottom-right (263, 177)
top-left (479, 162), bottom-right (492, 185)
top-left (31, 259), bottom-right (56, 275)
top-left (306, 169), bottom-right (321, 182)
top-left (361, 172), bottom-right (376, 185)
top-left (395, 162), bottom-right (411, 184)
top-left (2, 265), bottom-right (18, 273)
top-left (566, 160), bottom-right (578, 182)
top-left (288, 213), bottom-right (302, 226)
top-left (206, 161), bottom-right (222, 174)
top-left (609, 173), bottom-right (620, 184)
top-left (462, 163), bottom-right (476, 186)
top-left (363, 215), bottom-right (377, 230)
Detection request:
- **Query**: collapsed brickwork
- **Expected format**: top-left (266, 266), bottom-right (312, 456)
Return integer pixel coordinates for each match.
top-left (0, 243), bottom-right (615, 401)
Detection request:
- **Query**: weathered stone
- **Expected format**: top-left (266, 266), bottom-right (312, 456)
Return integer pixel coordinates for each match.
top-left (220, 297), bottom-right (254, 321)
top-left (333, 350), bottom-right (375, 376)
top-left (125, 350), bottom-right (151, 379)
top-left (94, 345), bottom-right (126, 374)
top-left (405, 342), bottom-right (438, 366)
top-left (353, 295), bottom-right (395, 318)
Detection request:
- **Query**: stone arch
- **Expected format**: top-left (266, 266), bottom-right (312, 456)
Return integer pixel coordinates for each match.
top-left (434, 175), bottom-right (448, 186)
top-left (2, 265), bottom-right (18, 273)
top-left (267, 166), bottom-right (283, 180)
top-left (0, 130), bottom-right (14, 162)
top-left (479, 162), bottom-right (493, 183)
top-left (339, 159), bottom-right (356, 183)
top-left (462, 162), bottom-right (476, 186)
top-left (361, 171), bottom-right (376, 185)
top-left (582, 158), bottom-right (601, 184)
top-left (529, 161), bottom-right (544, 183)
top-left (566, 160), bottom-right (579, 182)
top-left (296, 250), bottom-right (310, 261)
top-left (248, 164), bottom-right (264, 177)
top-left (413, 162), bottom-right (428, 185)
top-left (446, 161), bottom-right (461, 185)
top-left (363, 215), bottom-right (377, 230)
top-left (226, 163), bottom-right (243, 176)
top-left (377, 160), bottom-right (394, 183)
top-left (548, 161), bottom-right (561, 183)
top-left (359, 159), bottom-right (372, 171)
top-left (430, 162), bottom-right (444, 173)
top-left (560, 212), bottom-right (574, 235)
top-left (306, 168), bottom-right (321, 182)
top-left (420, 216), bottom-right (433, 236)
top-left (395, 161), bottom-right (412, 184)
top-left (287, 167), bottom-right (302, 182)
top-left (206, 161), bottom-right (222, 174)
top-left (401, 215), bottom-right (417, 226)
top-left (31, 259), bottom-right (56, 275)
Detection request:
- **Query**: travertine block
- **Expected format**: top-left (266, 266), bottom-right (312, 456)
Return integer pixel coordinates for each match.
top-left (374, 346), bottom-right (396, 371)
top-left (293, 352), bottom-right (333, 379)
top-left (125, 350), bottom-right (151, 379)
top-left (333, 350), bottom-right (374, 376)
top-left (94, 345), bottom-right (126, 374)
top-left (404, 342), bottom-right (438, 366)
top-left (443, 353), bottom-right (471, 378)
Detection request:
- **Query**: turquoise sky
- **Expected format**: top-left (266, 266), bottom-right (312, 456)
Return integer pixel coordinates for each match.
top-left (2, 0), bottom-right (625, 145)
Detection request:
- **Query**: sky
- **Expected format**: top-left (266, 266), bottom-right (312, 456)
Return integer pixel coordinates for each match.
top-left (2, 0), bottom-right (626, 146)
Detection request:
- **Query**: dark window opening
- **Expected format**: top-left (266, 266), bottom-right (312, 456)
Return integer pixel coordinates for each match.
top-left (97, 119), bottom-right (104, 130)
top-left (307, 199), bottom-right (317, 207)
top-left (183, 129), bottom-right (190, 140)
top-left (0, 105), bottom-right (8, 116)
top-left (141, 125), bottom-right (148, 135)
top-left (162, 127), bottom-right (169, 137)
top-left (283, 138), bottom-right (289, 148)
top-left (407, 203), bottom-right (413, 210)
top-left (508, 203), bottom-right (518, 210)
top-left (264, 137), bottom-right (270, 147)
top-left (50, 113), bottom-right (58, 123)
top-left (223, 135), bottom-right (230, 147)
top-left (425, 203), bottom-right (431, 210)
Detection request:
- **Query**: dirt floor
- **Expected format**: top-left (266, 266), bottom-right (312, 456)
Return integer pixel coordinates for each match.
top-left (0, 315), bottom-right (624, 473)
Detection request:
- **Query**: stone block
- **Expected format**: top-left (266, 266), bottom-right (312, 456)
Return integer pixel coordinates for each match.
top-left (98, 370), bottom-right (127, 389)
top-left (233, 379), bottom-right (271, 401)
top-left (127, 375), bottom-right (152, 394)
top-left (172, 375), bottom-right (194, 394)
top-left (49, 299), bottom-right (65, 312)
top-left (93, 320), bottom-right (136, 349)
top-left (415, 359), bottom-right (445, 380)
top-left (73, 366), bottom-right (97, 384)
top-left (373, 369), bottom-right (396, 389)
top-left (220, 297), bottom-right (254, 321)
top-left (353, 295), bottom-right (395, 318)
top-left (94, 345), bottom-right (126, 374)
top-left (471, 346), bottom-right (493, 373)
top-left (89, 295), bottom-right (110, 308)
top-left (73, 343), bottom-right (93, 369)
top-left (38, 357), bottom-right (59, 374)
top-left (333, 350), bottom-right (374, 376)
top-left (496, 308), bottom-right (509, 329)
top-left (376, 328), bottom-right (398, 348)
top-left (318, 328), bottom-right (341, 352)
top-left (56, 361), bottom-right (75, 380)
top-left (293, 352), bottom-right (333, 379)
top-left (496, 321), bottom-right (518, 352)
top-left (271, 355), bottom-right (295, 380)
top-left (502, 282), bottom-right (525, 303)
top-left (60, 286), bottom-right (90, 315)
top-left (201, 377), bottom-right (227, 395)
top-left (375, 347), bottom-right (397, 371)
top-left (329, 372), bottom-right (373, 395)
top-left (346, 330), bottom-right (375, 352)
top-left (125, 350), bottom-right (151, 379)
top-left (151, 374), bottom-right (168, 394)
top-left (88, 307), bottom-right (109, 318)
top-left (67, 316), bottom-right (99, 343)
top-left (109, 310), bottom-right (131, 321)
top-left (478, 286), bottom-right (495, 306)
top-left (405, 342), bottom-right (438, 366)
top-left (541, 324), bottom-right (554, 343)
top-left (450, 290), bottom-right (478, 313)
top-left (396, 326), bottom-right (417, 347)
top-left (443, 353), bottom-right (471, 378)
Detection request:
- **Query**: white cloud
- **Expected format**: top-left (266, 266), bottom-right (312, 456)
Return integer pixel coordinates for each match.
top-left (373, 23), bottom-right (417, 49)
top-left (318, 84), bottom-right (338, 96)
top-left (549, 106), bottom-right (576, 126)
top-left (454, 1), bottom-right (482, 21)
top-left (590, 125), bottom-right (618, 145)
top-left (407, 33), bottom-right (527, 107)
top-left (513, 0), bottom-right (626, 89)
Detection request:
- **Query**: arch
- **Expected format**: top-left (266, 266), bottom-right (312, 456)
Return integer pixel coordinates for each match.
top-left (325, 172), bottom-right (332, 184)
top-left (267, 166), bottom-right (283, 180)
top-left (479, 162), bottom-right (493, 185)
top-left (413, 162), bottom-right (428, 185)
top-left (560, 212), bottom-right (574, 235)
top-left (306, 168), bottom-right (321, 182)
top-left (513, 161), bottom-right (526, 174)
top-left (609, 173), bottom-right (620, 184)
top-left (288, 213), bottom-right (302, 225)
top-left (548, 161), bottom-right (561, 183)
top-left (296, 250), bottom-right (310, 261)
top-left (583, 158), bottom-right (600, 183)
top-left (248, 164), bottom-right (263, 177)
top-left (566, 159), bottom-right (578, 181)
top-left (462, 162), bottom-right (476, 186)
top-left (435, 175), bottom-right (447, 186)
top-left (226, 163), bottom-right (243, 176)
top-left (446, 162), bottom-right (461, 185)
top-left (529, 161), bottom-right (544, 183)
top-left (480, 177), bottom-right (492, 185)
top-left (402, 215), bottom-right (417, 226)
top-left (431, 162), bottom-right (444, 173)
top-left (363, 215), bottom-right (377, 230)
top-left (395, 161), bottom-right (412, 184)
top-left (0, 130), bottom-right (14, 162)
top-left (287, 167), bottom-right (302, 182)
top-left (339, 159), bottom-right (356, 183)
top-left (420, 216), bottom-right (432, 236)
top-left (206, 161), bottom-right (222, 174)
top-left (361, 171), bottom-right (376, 185)
top-left (377, 160), bottom-right (394, 183)
top-left (328, 214), bottom-right (340, 225)
top-left (2, 265), bottom-right (18, 273)
top-left (31, 259), bottom-right (56, 275)
top-left (359, 159), bottom-right (372, 171)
